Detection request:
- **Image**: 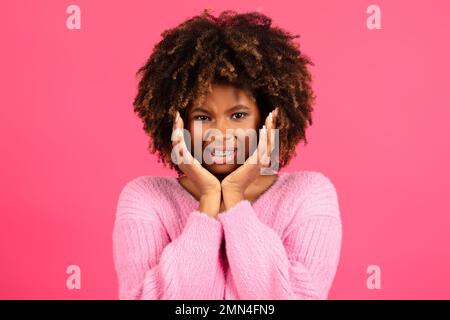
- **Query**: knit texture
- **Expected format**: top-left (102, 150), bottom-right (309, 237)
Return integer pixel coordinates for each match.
top-left (112, 170), bottom-right (342, 300)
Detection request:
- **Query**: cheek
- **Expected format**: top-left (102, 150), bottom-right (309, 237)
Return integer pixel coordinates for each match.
top-left (234, 132), bottom-right (258, 158)
top-left (242, 115), bottom-right (261, 146)
top-left (188, 123), bottom-right (206, 146)
top-left (233, 114), bottom-right (260, 132)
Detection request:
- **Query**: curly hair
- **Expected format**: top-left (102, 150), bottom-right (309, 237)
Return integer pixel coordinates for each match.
top-left (133, 9), bottom-right (316, 175)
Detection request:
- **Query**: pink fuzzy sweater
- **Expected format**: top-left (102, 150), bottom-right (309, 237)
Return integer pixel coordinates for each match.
top-left (113, 170), bottom-right (342, 300)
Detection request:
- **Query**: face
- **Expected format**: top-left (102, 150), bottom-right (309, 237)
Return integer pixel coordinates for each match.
top-left (185, 83), bottom-right (261, 177)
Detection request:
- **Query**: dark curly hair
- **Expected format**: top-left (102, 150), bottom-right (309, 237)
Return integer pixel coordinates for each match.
top-left (133, 9), bottom-right (316, 175)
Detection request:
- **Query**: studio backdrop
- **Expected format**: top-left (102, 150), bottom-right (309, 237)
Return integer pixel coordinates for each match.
top-left (1, 0), bottom-right (450, 299)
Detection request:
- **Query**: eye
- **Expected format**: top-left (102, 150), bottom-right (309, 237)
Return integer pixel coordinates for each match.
top-left (193, 115), bottom-right (210, 121)
top-left (231, 112), bottom-right (248, 120)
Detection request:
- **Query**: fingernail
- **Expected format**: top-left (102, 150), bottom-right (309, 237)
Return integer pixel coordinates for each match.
top-left (268, 112), bottom-right (273, 121)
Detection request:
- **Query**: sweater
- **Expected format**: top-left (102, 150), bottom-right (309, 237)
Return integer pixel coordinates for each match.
top-left (112, 170), bottom-right (342, 300)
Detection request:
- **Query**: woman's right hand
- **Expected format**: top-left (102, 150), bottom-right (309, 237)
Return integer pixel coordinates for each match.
top-left (172, 111), bottom-right (221, 217)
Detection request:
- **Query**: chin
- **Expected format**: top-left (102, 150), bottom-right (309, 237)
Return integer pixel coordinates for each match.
top-left (205, 163), bottom-right (238, 177)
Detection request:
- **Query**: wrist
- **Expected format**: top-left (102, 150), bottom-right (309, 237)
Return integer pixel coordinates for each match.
top-left (201, 184), bottom-right (222, 196)
top-left (199, 192), bottom-right (221, 217)
top-left (221, 181), bottom-right (245, 195)
top-left (222, 189), bottom-right (245, 210)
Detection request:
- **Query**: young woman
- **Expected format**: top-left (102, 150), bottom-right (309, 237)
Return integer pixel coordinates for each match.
top-left (113, 10), bottom-right (342, 300)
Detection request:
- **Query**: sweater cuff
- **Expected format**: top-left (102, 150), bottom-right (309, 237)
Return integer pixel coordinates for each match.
top-left (182, 210), bottom-right (223, 249)
top-left (217, 200), bottom-right (257, 226)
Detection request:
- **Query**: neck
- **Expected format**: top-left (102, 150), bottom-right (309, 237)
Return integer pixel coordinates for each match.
top-left (213, 173), bottom-right (229, 182)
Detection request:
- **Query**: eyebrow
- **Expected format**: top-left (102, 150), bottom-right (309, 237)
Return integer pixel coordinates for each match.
top-left (190, 104), bottom-right (250, 114)
top-left (190, 107), bottom-right (212, 114)
top-left (226, 104), bottom-right (250, 112)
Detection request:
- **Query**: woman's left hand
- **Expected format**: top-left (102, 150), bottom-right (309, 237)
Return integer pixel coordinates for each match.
top-left (221, 107), bottom-right (278, 210)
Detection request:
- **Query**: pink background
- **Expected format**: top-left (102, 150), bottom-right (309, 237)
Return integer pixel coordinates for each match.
top-left (1, 0), bottom-right (450, 299)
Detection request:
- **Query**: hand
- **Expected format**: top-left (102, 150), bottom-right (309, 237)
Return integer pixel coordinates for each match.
top-left (221, 107), bottom-right (278, 210)
top-left (172, 111), bottom-right (222, 217)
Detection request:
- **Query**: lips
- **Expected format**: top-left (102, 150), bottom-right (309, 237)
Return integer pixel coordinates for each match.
top-left (205, 143), bottom-right (237, 164)
top-left (212, 149), bottom-right (236, 157)
top-left (205, 142), bottom-right (236, 153)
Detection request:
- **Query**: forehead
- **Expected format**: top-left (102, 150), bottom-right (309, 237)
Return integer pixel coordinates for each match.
top-left (195, 83), bottom-right (256, 109)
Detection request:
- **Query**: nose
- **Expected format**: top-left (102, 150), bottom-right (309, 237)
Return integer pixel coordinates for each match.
top-left (215, 117), bottom-right (228, 137)
top-left (216, 117), bottom-right (233, 143)
top-left (205, 118), bottom-right (234, 146)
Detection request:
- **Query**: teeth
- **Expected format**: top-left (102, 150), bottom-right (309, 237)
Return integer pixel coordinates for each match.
top-left (213, 150), bottom-right (234, 157)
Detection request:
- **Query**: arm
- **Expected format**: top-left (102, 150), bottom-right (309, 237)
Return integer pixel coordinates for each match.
top-left (217, 174), bottom-right (342, 300)
top-left (113, 179), bottom-right (225, 300)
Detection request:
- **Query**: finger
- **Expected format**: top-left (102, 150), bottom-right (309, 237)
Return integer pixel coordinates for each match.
top-left (177, 115), bottom-right (193, 166)
top-left (172, 111), bottom-right (183, 146)
top-left (171, 113), bottom-right (213, 181)
top-left (264, 108), bottom-right (278, 166)
top-left (266, 107), bottom-right (279, 171)
top-left (259, 112), bottom-right (272, 167)
top-left (178, 115), bottom-right (207, 173)
top-left (172, 113), bottom-right (188, 167)
top-left (176, 125), bottom-right (212, 180)
top-left (258, 124), bottom-right (270, 167)
top-left (171, 113), bottom-right (184, 167)
top-left (246, 140), bottom-right (259, 166)
top-left (266, 112), bottom-right (273, 163)
top-left (272, 107), bottom-right (279, 127)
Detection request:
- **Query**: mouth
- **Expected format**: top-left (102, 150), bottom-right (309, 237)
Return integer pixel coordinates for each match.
top-left (205, 145), bottom-right (237, 165)
top-left (212, 149), bottom-right (235, 157)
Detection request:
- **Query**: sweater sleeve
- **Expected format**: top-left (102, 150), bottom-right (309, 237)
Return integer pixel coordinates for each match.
top-left (112, 178), bottom-right (225, 300)
top-left (217, 173), bottom-right (342, 300)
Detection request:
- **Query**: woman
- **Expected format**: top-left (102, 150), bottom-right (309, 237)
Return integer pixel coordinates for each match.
top-left (113, 9), bottom-right (342, 300)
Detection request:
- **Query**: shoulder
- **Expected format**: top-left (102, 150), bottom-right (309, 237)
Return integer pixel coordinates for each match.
top-left (281, 170), bottom-right (337, 194)
top-left (280, 170), bottom-right (340, 219)
top-left (116, 175), bottom-right (177, 219)
top-left (118, 175), bottom-right (170, 201)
